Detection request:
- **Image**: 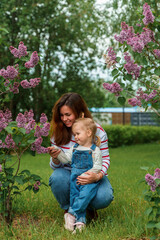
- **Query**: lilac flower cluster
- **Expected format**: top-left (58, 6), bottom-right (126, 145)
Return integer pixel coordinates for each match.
top-left (31, 137), bottom-right (49, 154)
top-left (0, 65), bottom-right (19, 80)
top-left (25, 51), bottom-right (39, 68)
top-left (153, 49), bottom-right (160, 59)
top-left (9, 42), bottom-right (28, 59)
top-left (143, 3), bottom-right (155, 25)
top-left (0, 110), bottom-right (50, 153)
top-left (124, 52), bottom-right (142, 79)
top-left (103, 82), bottom-right (123, 96)
top-left (20, 78), bottom-right (41, 89)
top-left (114, 22), bottom-right (135, 44)
top-left (128, 88), bottom-right (157, 107)
top-left (0, 109), bottom-right (12, 132)
top-left (34, 181), bottom-right (41, 190)
top-left (145, 168), bottom-right (160, 192)
top-left (0, 134), bottom-right (16, 149)
top-left (127, 28), bottom-right (154, 53)
top-left (0, 164), bottom-right (2, 172)
top-left (103, 47), bottom-right (117, 68)
top-left (114, 3), bottom-right (155, 54)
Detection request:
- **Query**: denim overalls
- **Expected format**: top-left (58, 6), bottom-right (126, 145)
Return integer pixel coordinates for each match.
top-left (68, 143), bottom-right (100, 224)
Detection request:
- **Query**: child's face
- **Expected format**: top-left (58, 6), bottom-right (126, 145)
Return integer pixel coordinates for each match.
top-left (72, 123), bottom-right (92, 147)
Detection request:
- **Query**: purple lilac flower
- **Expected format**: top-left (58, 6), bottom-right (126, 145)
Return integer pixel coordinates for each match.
top-left (0, 66), bottom-right (19, 80)
top-left (9, 41), bottom-right (28, 58)
top-left (20, 78), bottom-right (41, 89)
top-left (34, 125), bottom-right (41, 138)
top-left (40, 123), bottom-right (50, 137)
top-left (0, 181), bottom-right (2, 187)
top-left (25, 120), bottom-right (36, 134)
top-left (34, 183), bottom-right (39, 190)
top-left (31, 137), bottom-right (49, 154)
top-left (4, 79), bottom-right (10, 87)
top-left (124, 52), bottom-right (142, 79)
top-left (4, 134), bottom-right (16, 149)
top-left (153, 49), bottom-right (160, 59)
top-left (128, 98), bottom-right (142, 107)
top-left (9, 82), bottom-right (20, 94)
top-left (0, 113), bottom-right (9, 132)
top-left (16, 113), bottom-right (27, 128)
top-left (142, 3), bottom-right (155, 25)
top-left (26, 110), bottom-right (34, 121)
top-left (145, 168), bottom-right (160, 192)
top-left (114, 22), bottom-right (135, 44)
top-left (154, 168), bottom-right (160, 179)
top-left (103, 47), bottom-right (117, 68)
top-left (103, 82), bottom-right (123, 96)
top-left (40, 113), bottom-right (48, 124)
top-left (25, 51), bottom-right (39, 68)
top-left (0, 164), bottom-right (2, 172)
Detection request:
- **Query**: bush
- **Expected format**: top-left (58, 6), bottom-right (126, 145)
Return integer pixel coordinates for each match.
top-left (103, 125), bottom-right (160, 148)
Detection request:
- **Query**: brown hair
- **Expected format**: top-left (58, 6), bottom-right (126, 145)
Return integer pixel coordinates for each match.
top-left (50, 93), bottom-right (92, 145)
top-left (72, 118), bottom-right (101, 147)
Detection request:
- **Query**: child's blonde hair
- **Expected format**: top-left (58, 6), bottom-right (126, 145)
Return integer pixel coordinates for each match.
top-left (72, 118), bottom-right (101, 146)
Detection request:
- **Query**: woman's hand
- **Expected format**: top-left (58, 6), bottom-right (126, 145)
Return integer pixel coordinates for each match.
top-left (77, 171), bottom-right (103, 185)
top-left (48, 146), bottom-right (61, 165)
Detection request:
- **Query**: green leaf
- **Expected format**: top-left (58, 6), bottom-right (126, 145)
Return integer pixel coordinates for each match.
top-left (117, 97), bottom-right (126, 106)
top-left (146, 221), bottom-right (156, 228)
top-left (12, 134), bottom-right (23, 145)
top-left (155, 179), bottom-right (160, 185)
top-left (25, 185), bottom-right (32, 191)
top-left (154, 68), bottom-right (160, 75)
top-left (112, 69), bottom-right (119, 76)
top-left (13, 191), bottom-right (21, 195)
top-left (20, 170), bottom-right (31, 176)
top-left (18, 128), bottom-right (26, 135)
top-left (15, 176), bottom-right (24, 185)
top-left (155, 222), bottom-right (160, 229)
top-left (125, 74), bottom-right (132, 81)
top-left (116, 57), bottom-right (121, 62)
top-left (140, 166), bottom-right (149, 171)
top-left (27, 139), bottom-right (35, 144)
top-left (4, 126), bottom-right (13, 134)
top-left (145, 207), bottom-right (153, 216)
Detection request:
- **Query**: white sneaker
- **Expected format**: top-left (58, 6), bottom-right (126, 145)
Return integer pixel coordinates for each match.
top-left (64, 213), bottom-right (75, 231)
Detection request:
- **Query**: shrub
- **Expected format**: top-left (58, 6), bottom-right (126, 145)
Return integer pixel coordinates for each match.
top-left (103, 125), bottom-right (160, 148)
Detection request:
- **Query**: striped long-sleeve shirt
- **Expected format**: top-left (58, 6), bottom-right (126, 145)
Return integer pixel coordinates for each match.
top-left (49, 123), bottom-right (110, 175)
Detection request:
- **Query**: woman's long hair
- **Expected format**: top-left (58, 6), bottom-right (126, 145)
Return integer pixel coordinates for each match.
top-left (50, 92), bottom-right (92, 145)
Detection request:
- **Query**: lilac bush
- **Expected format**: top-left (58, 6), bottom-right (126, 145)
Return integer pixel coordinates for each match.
top-left (0, 42), bottom-right (50, 224)
top-left (142, 168), bottom-right (160, 239)
top-left (102, 3), bottom-right (160, 115)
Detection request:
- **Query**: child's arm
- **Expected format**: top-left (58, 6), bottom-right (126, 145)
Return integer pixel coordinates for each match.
top-left (48, 146), bottom-right (72, 164)
top-left (81, 147), bottom-right (102, 177)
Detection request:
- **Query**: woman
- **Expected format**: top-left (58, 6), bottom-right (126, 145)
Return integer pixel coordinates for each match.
top-left (48, 92), bottom-right (113, 225)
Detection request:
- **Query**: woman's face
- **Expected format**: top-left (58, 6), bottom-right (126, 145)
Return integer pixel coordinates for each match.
top-left (60, 105), bottom-right (76, 128)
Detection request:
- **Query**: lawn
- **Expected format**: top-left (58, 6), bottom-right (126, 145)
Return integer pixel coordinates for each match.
top-left (0, 143), bottom-right (160, 240)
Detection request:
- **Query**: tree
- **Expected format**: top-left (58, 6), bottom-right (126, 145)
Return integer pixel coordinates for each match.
top-left (0, 0), bottom-right (110, 120)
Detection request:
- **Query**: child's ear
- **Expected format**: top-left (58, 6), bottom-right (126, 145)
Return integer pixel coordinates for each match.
top-left (87, 129), bottom-right (92, 137)
top-left (79, 112), bottom-right (84, 118)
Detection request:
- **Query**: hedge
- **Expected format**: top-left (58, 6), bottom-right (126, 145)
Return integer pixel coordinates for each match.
top-left (103, 125), bottom-right (160, 148)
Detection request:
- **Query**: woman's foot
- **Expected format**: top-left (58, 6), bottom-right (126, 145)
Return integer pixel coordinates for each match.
top-left (64, 213), bottom-right (75, 231)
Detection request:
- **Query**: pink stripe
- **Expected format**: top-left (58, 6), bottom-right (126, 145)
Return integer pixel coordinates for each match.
top-left (97, 126), bottom-right (105, 132)
top-left (102, 164), bottom-right (109, 170)
top-left (103, 162), bottom-right (110, 166)
top-left (100, 147), bottom-right (108, 150)
top-left (101, 140), bottom-right (108, 143)
top-left (60, 146), bottom-right (70, 149)
top-left (101, 169), bottom-right (105, 174)
top-left (102, 155), bottom-right (109, 158)
top-left (71, 140), bottom-right (76, 142)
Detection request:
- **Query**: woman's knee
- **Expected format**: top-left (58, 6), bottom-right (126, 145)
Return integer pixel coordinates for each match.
top-left (90, 176), bottom-right (114, 209)
top-left (49, 168), bottom-right (71, 191)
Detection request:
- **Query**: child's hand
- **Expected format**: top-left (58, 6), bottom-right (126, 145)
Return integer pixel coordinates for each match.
top-left (48, 146), bottom-right (61, 158)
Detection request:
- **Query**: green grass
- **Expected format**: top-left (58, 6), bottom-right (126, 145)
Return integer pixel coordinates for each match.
top-left (1, 143), bottom-right (160, 240)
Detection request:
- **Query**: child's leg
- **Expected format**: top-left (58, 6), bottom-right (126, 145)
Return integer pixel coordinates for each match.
top-left (69, 182), bottom-right (99, 224)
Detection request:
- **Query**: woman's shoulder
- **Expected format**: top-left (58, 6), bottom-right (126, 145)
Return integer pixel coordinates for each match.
top-left (95, 122), bottom-right (106, 134)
